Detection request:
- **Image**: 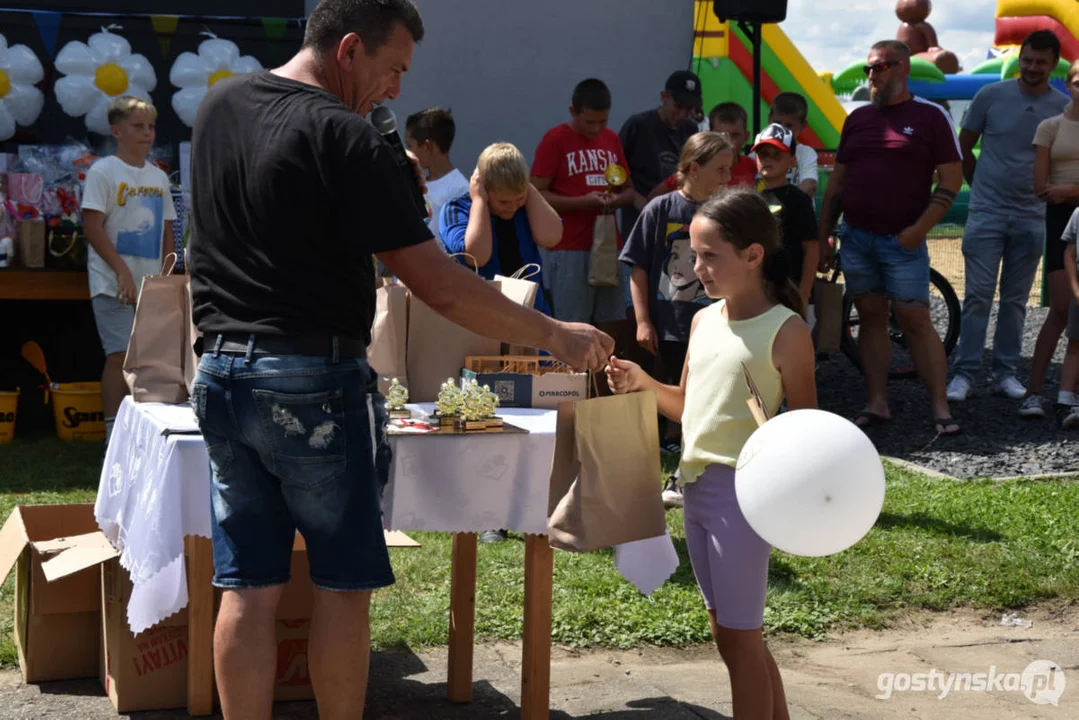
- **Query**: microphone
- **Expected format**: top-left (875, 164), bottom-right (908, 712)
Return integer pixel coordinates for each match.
top-left (370, 105), bottom-right (428, 216)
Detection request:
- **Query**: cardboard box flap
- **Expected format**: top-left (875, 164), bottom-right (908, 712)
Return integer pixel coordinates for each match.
top-left (37, 531), bottom-right (120, 582)
top-left (0, 509), bottom-right (29, 587)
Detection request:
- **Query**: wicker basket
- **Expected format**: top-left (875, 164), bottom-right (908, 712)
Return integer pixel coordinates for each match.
top-left (463, 355), bottom-right (576, 376)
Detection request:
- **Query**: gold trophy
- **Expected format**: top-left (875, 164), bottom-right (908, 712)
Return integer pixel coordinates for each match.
top-left (435, 379), bottom-right (462, 426)
top-left (385, 378), bottom-right (412, 420)
top-left (603, 163), bottom-right (627, 206)
top-left (484, 385), bottom-right (503, 431)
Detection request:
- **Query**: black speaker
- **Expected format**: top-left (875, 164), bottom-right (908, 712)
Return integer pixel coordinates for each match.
top-left (713, 0), bottom-right (787, 23)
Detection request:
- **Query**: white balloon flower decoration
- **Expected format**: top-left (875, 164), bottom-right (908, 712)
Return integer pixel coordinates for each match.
top-left (170, 36), bottom-right (262, 127)
top-left (54, 27), bottom-right (157, 136)
top-left (0, 33), bottom-right (45, 141)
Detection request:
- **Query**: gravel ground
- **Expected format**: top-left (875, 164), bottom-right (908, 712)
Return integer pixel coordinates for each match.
top-left (818, 305), bottom-right (1078, 479)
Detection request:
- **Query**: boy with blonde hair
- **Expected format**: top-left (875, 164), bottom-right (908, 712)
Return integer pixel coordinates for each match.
top-left (82, 95), bottom-right (177, 443)
top-left (440, 142), bottom-right (561, 315)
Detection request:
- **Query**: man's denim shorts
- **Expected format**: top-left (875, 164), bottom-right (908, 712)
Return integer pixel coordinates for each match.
top-left (191, 345), bottom-right (394, 592)
top-left (839, 223), bottom-right (930, 306)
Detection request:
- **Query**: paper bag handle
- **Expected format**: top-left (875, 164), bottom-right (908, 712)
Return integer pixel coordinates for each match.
top-left (160, 253), bottom-right (178, 277)
top-left (741, 362), bottom-right (770, 427)
top-left (448, 252), bottom-right (480, 273)
top-left (510, 263), bottom-right (541, 281)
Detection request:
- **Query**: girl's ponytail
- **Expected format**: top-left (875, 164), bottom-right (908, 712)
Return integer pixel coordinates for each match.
top-left (763, 249), bottom-right (806, 318)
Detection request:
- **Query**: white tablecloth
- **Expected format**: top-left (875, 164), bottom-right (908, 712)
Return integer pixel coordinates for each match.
top-left (94, 397), bottom-right (212, 633)
top-left (382, 404), bottom-right (557, 535)
top-left (94, 398), bottom-right (571, 633)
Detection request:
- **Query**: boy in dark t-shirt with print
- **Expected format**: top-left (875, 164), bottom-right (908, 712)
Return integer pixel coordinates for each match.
top-left (752, 123), bottom-right (818, 313)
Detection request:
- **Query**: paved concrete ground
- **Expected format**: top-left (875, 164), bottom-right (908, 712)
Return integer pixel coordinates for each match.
top-left (1, 605), bottom-right (1075, 719)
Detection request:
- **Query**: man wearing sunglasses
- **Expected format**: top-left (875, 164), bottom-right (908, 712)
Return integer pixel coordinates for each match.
top-left (818, 40), bottom-right (964, 437)
top-left (946, 30), bottom-right (1068, 405)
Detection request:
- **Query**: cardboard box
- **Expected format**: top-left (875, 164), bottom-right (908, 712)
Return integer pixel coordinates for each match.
top-left (0, 504), bottom-right (108, 683)
top-left (460, 368), bottom-right (588, 409)
top-left (98, 530), bottom-right (418, 712)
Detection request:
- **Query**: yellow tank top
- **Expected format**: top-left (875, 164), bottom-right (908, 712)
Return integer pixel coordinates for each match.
top-left (679, 300), bottom-right (797, 484)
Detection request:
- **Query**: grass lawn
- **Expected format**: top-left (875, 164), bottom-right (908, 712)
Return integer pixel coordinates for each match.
top-left (3, 437), bottom-right (1079, 668)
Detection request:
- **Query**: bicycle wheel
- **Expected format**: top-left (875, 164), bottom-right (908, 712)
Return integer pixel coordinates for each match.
top-left (840, 268), bottom-right (962, 380)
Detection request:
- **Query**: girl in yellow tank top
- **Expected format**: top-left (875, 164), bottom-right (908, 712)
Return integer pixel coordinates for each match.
top-left (606, 187), bottom-right (817, 718)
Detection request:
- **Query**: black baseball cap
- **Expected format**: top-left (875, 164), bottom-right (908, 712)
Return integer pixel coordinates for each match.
top-left (665, 70), bottom-right (703, 107)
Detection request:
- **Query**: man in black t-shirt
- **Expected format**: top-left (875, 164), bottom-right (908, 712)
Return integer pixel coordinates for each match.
top-left (187, 2), bottom-right (613, 717)
top-left (619, 71), bottom-right (702, 234)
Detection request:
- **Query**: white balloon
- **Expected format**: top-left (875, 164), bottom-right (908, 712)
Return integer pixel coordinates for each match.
top-left (0, 104), bottom-right (15, 142)
top-left (232, 55), bottom-right (263, 74)
top-left (199, 38), bottom-right (240, 69)
top-left (55, 74), bottom-right (100, 117)
top-left (121, 53), bottom-right (158, 93)
top-left (169, 52), bottom-right (208, 89)
top-left (1, 44), bottom-right (45, 85)
top-left (54, 41), bottom-right (97, 76)
top-left (87, 32), bottom-right (131, 64)
top-left (85, 94), bottom-right (112, 136)
top-left (172, 86), bottom-right (207, 127)
top-left (735, 409), bottom-right (885, 557)
top-left (4, 84), bottom-right (44, 126)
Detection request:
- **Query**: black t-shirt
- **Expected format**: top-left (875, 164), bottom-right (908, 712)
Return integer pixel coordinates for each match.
top-left (619, 110), bottom-right (699, 233)
top-left (491, 215), bottom-right (525, 276)
top-left (618, 190), bottom-right (709, 343)
top-left (188, 71), bottom-right (432, 344)
top-left (761, 184), bottom-right (817, 286)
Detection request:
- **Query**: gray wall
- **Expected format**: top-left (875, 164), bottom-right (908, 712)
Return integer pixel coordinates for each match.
top-left (306, 0), bottom-right (696, 173)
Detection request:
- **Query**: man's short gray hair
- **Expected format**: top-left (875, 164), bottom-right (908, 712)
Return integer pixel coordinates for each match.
top-left (870, 40), bottom-right (911, 60)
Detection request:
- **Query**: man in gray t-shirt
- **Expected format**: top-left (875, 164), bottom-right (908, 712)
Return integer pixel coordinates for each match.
top-left (947, 30), bottom-right (1069, 404)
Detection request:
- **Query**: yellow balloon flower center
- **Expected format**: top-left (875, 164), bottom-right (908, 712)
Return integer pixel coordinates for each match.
top-left (0, 69), bottom-right (10, 99)
top-left (95, 63), bottom-right (129, 96)
top-left (208, 68), bottom-right (234, 87)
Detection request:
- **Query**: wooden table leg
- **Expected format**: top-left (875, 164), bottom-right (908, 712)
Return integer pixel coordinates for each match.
top-left (448, 532), bottom-right (478, 703)
top-left (186, 536), bottom-right (215, 716)
top-left (521, 534), bottom-right (553, 720)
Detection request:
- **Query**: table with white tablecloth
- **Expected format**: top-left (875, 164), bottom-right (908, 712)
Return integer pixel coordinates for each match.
top-left (95, 397), bottom-right (567, 718)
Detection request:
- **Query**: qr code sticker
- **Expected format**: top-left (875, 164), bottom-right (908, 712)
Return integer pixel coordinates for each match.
top-left (494, 381), bottom-right (515, 402)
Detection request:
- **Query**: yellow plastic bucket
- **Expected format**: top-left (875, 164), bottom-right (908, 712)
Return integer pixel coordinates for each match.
top-left (50, 382), bottom-right (106, 441)
top-left (0, 388), bottom-right (18, 444)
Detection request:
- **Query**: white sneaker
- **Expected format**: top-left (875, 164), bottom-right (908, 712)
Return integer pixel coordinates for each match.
top-left (661, 487), bottom-right (684, 508)
top-left (946, 375), bottom-right (973, 402)
top-left (993, 376), bottom-right (1027, 400)
top-left (1018, 395), bottom-right (1045, 418)
top-left (1064, 406), bottom-right (1079, 430)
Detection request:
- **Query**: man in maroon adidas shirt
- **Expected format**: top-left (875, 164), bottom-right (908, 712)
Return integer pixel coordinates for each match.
top-left (818, 40), bottom-right (964, 437)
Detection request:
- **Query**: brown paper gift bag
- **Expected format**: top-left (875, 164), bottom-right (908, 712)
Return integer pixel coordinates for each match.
top-left (548, 385), bottom-right (666, 552)
top-left (494, 263), bottom-right (541, 356)
top-left (369, 281), bottom-right (410, 395)
top-left (123, 255), bottom-right (198, 403)
top-left (405, 254), bottom-right (500, 402)
top-left (811, 278), bottom-right (844, 355)
top-left (588, 212), bottom-right (620, 288)
top-left (17, 219), bottom-right (46, 268)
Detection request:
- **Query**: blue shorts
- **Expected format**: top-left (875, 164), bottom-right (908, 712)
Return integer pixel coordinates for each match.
top-left (538, 247), bottom-right (627, 324)
top-left (839, 223), bottom-right (930, 306)
top-left (91, 294), bottom-right (135, 356)
top-left (191, 347), bottom-right (394, 592)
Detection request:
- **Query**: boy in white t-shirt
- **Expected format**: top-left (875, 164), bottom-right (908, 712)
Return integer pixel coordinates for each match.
top-left (748, 92), bottom-right (819, 197)
top-left (405, 107), bottom-right (469, 238)
top-left (81, 95), bottom-right (177, 442)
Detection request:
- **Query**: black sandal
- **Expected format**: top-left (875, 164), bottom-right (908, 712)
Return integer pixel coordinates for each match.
top-left (933, 417), bottom-right (961, 436)
top-left (854, 410), bottom-right (891, 428)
